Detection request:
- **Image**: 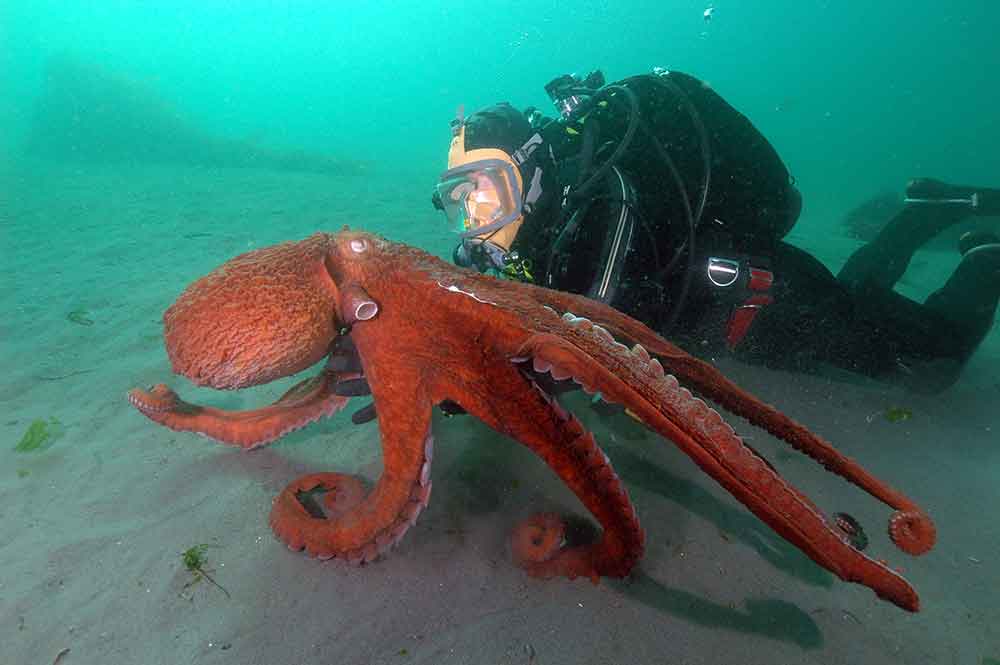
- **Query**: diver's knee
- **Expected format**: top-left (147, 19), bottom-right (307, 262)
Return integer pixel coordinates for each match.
top-left (890, 357), bottom-right (966, 394)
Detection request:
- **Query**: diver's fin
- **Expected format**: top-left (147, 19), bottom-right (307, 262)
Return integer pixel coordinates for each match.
top-left (904, 178), bottom-right (1000, 216)
top-left (958, 230), bottom-right (1000, 255)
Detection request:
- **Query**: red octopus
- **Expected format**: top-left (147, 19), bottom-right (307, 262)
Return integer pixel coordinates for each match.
top-left (128, 230), bottom-right (936, 611)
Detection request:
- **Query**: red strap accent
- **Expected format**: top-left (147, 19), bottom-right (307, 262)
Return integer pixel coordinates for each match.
top-left (726, 294), bottom-right (774, 349)
top-left (748, 268), bottom-right (774, 291)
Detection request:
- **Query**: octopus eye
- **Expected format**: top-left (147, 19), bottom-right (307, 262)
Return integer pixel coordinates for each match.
top-left (349, 238), bottom-right (368, 254)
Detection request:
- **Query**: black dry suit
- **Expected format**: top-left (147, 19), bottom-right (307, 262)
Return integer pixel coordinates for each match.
top-left (511, 71), bottom-right (801, 349)
top-left (478, 71), bottom-right (1000, 391)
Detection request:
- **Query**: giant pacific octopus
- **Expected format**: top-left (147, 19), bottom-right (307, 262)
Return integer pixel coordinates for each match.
top-left (128, 230), bottom-right (936, 611)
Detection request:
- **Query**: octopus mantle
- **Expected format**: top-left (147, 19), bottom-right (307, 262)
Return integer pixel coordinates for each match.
top-left (128, 230), bottom-right (936, 612)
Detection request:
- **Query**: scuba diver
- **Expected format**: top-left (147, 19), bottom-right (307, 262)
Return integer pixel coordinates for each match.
top-left (431, 68), bottom-right (1000, 392)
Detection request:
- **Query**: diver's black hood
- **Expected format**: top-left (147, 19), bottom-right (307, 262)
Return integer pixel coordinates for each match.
top-left (463, 102), bottom-right (533, 154)
top-left (464, 101), bottom-right (559, 231)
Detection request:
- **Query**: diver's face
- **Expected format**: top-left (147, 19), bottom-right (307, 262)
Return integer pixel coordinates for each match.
top-left (452, 173), bottom-right (503, 232)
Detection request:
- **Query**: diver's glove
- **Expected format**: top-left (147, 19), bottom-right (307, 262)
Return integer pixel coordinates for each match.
top-left (328, 334), bottom-right (364, 374)
top-left (328, 335), bottom-right (377, 424)
top-left (348, 402), bottom-right (377, 425)
top-left (329, 335), bottom-right (467, 423)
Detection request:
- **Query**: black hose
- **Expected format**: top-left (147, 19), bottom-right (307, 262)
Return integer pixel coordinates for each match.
top-left (574, 194), bottom-right (663, 275)
top-left (543, 74), bottom-right (712, 332)
top-left (566, 85), bottom-right (640, 202)
top-left (639, 74), bottom-right (713, 235)
top-left (542, 85), bottom-right (639, 284)
top-left (631, 114), bottom-right (697, 332)
top-left (543, 200), bottom-right (592, 287)
top-left (599, 78), bottom-right (701, 332)
top-left (627, 73), bottom-right (714, 332)
top-left (577, 117), bottom-right (598, 186)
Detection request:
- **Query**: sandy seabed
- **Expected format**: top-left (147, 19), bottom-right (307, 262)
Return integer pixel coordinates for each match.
top-left (1, 160), bottom-right (997, 665)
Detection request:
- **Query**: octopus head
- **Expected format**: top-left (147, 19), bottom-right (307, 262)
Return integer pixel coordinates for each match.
top-left (161, 230), bottom-right (381, 390)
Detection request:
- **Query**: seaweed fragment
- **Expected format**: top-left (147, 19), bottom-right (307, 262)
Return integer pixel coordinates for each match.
top-left (14, 418), bottom-right (61, 452)
top-left (67, 308), bottom-right (94, 326)
top-left (181, 544), bottom-right (230, 599)
top-left (885, 406), bottom-right (912, 423)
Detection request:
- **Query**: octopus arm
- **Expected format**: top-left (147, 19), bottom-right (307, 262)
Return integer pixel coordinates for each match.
top-left (514, 329), bottom-right (923, 612)
top-left (269, 362), bottom-right (436, 563)
top-left (530, 289), bottom-right (936, 558)
top-left (436, 358), bottom-right (645, 581)
top-left (128, 369), bottom-right (351, 449)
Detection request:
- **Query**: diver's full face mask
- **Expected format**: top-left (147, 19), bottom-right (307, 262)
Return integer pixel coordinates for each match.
top-left (436, 124), bottom-right (525, 240)
top-left (436, 159), bottom-right (523, 237)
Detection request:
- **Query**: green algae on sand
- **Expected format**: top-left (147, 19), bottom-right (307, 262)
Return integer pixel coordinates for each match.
top-left (67, 308), bottom-right (95, 326)
top-left (885, 406), bottom-right (912, 423)
top-left (14, 417), bottom-right (61, 452)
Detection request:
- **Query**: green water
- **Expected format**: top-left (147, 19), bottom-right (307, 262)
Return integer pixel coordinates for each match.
top-left (3, 1), bottom-right (997, 214)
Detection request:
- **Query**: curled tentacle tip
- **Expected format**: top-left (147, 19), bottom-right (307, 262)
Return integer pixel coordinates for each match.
top-left (127, 384), bottom-right (179, 413)
top-left (511, 513), bottom-right (565, 566)
top-left (889, 510), bottom-right (936, 556)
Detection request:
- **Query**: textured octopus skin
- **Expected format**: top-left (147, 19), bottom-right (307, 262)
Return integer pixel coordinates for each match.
top-left (127, 229), bottom-right (936, 611)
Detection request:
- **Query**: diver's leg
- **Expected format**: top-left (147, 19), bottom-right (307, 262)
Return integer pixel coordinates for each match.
top-left (738, 243), bottom-right (979, 392)
top-left (846, 241), bottom-right (1000, 392)
top-left (750, 284), bottom-right (981, 393)
top-left (921, 242), bottom-right (1000, 361)
top-left (958, 230), bottom-right (1000, 255)
top-left (837, 204), bottom-right (968, 292)
top-left (837, 177), bottom-right (1000, 291)
top-left (737, 243), bottom-right (904, 378)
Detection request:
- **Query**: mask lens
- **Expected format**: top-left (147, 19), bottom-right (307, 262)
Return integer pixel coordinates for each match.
top-left (436, 160), bottom-right (522, 237)
top-left (466, 174), bottom-right (504, 227)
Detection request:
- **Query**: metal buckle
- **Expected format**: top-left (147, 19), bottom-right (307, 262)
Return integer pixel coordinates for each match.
top-left (707, 257), bottom-right (741, 287)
